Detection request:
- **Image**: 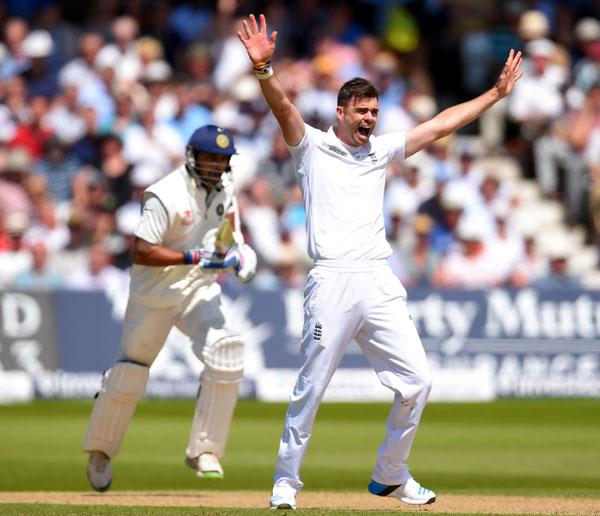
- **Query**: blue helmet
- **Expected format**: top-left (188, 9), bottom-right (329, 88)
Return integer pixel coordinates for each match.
top-left (187, 125), bottom-right (236, 156)
top-left (185, 125), bottom-right (236, 190)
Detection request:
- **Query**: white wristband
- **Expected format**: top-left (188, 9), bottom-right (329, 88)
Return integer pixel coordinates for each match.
top-left (256, 67), bottom-right (273, 80)
top-left (254, 61), bottom-right (273, 80)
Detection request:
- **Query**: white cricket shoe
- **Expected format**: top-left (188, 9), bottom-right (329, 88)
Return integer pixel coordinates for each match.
top-left (368, 477), bottom-right (436, 505)
top-left (185, 452), bottom-right (224, 479)
top-left (269, 494), bottom-right (297, 510)
top-left (87, 451), bottom-right (112, 492)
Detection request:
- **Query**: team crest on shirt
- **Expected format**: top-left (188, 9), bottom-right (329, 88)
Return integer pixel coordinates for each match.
top-left (216, 203), bottom-right (224, 216)
top-left (180, 209), bottom-right (193, 225)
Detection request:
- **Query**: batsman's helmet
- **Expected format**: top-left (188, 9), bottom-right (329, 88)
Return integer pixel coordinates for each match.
top-left (185, 125), bottom-right (236, 190)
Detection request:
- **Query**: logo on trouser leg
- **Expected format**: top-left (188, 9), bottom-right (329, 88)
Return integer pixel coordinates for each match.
top-left (313, 322), bottom-right (323, 341)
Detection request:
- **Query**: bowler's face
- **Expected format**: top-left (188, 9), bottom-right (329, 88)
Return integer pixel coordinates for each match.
top-left (336, 96), bottom-right (379, 147)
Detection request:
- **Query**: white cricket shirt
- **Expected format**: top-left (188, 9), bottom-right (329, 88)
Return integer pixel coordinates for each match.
top-left (288, 124), bottom-right (405, 262)
top-left (130, 165), bottom-right (236, 306)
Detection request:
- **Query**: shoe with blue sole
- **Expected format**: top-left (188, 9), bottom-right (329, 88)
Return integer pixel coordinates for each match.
top-left (368, 477), bottom-right (436, 505)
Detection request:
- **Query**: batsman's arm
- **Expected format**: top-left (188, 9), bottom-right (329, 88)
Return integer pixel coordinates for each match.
top-left (237, 14), bottom-right (305, 146)
top-left (405, 49), bottom-right (523, 158)
top-left (132, 237), bottom-right (189, 266)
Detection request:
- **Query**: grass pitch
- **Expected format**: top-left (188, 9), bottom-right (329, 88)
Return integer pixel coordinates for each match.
top-left (0, 398), bottom-right (599, 513)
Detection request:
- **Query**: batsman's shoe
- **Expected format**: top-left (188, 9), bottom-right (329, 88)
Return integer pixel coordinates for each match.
top-left (269, 494), bottom-right (297, 510)
top-left (368, 477), bottom-right (436, 505)
top-left (87, 451), bottom-right (112, 492)
top-left (185, 452), bottom-right (224, 479)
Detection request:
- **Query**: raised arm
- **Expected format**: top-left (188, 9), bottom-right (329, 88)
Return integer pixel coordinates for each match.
top-left (405, 49), bottom-right (523, 158)
top-left (237, 14), bottom-right (305, 146)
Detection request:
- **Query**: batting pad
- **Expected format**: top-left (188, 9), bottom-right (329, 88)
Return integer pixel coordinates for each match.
top-left (82, 361), bottom-right (149, 458)
top-left (187, 336), bottom-right (244, 459)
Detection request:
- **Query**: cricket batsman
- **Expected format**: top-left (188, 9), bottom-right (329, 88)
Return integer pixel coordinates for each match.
top-left (82, 124), bottom-right (257, 491)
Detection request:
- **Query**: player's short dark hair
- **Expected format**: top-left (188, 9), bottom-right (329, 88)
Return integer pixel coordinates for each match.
top-left (337, 78), bottom-right (379, 107)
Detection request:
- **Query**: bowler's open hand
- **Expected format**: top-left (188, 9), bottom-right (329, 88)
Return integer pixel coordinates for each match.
top-left (495, 49), bottom-right (524, 98)
top-left (237, 13), bottom-right (277, 65)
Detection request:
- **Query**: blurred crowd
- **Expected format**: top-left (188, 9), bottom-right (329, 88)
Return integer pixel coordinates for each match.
top-left (1, 0), bottom-right (600, 293)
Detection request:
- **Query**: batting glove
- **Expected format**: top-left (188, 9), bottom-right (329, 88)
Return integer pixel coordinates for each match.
top-left (227, 243), bottom-right (257, 283)
top-left (183, 248), bottom-right (237, 272)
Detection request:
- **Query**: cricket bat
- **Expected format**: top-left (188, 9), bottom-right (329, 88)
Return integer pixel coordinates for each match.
top-left (215, 218), bottom-right (235, 255)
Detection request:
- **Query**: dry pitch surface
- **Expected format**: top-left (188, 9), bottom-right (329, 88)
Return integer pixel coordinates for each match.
top-left (2, 491), bottom-right (600, 514)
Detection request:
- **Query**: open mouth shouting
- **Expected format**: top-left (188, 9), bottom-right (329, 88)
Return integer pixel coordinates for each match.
top-left (357, 126), bottom-right (371, 138)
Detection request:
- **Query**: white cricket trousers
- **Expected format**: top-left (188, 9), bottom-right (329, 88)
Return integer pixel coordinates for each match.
top-left (272, 260), bottom-right (432, 498)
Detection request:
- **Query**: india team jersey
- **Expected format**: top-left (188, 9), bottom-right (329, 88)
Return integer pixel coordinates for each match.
top-left (130, 165), bottom-right (236, 306)
top-left (288, 124), bottom-right (406, 261)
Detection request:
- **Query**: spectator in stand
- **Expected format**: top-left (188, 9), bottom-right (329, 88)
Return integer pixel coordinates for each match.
top-left (432, 216), bottom-right (503, 289)
top-left (426, 183), bottom-right (465, 257)
top-left (242, 176), bottom-right (285, 269)
top-left (143, 60), bottom-right (177, 122)
top-left (508, 38), bottom-right (565, 181)
top-left (371, 51), bottom-right (405, 111)
top-left (20, 30), bottom-right (60, 99)
top-left (9, 94), bottom-right (54, 158)
top-left (168, 82), bottom-right (213, 142)
top-left (465, 173), bottom-right (511, 242)
top-left (450, 147), bottom-right (483, 195)
top-left (1, 17), bottom-right (30, 79)
top-left (385, 158), bottom-right (433, 230)
top-left (66, 241), bottom-right (127, 292)
top-left (392, 214), bottom-right (439, 288)
top-left (121, 104), bottom-right (185, 175)
top-left (0, 212), bottom-right (31, 288)
top-left (539, 78), bottom-right (600, 226)
top-left (71, 107), bottom-right (103, 167)
top-left (517, 10), bottom-right (570, 83)
top-left (487, 200), bottom-right (525, 282)
top-left (58, 32), bottom-right (104, 90)
top-left (97, 16), bottom-right (141, 87)
top-left (510, 233), bottom-right (548, 288)
top-left (34, 136), bottom-right (82, 204)
top-left (22, 198), bottom-right (70, 252)
top-left (573, 33), bottom-right (600, 94)
top-left (417, 164), bottom-right (453, 228)
top-left (44, 81), bottom-right (87, 145)
top-left (58, 32), bottom-right (115, 130)
top-left (295, 54), bottom-right (339, 131)
top-left (183, 42), bottom-right (213, 84)
top-left (13, 240), bottom-right (64, 290)
top-left (0, 147), bottom-right (33, 218)
top-left (257, 130), bottom-right (297, 203)
top-left (532, 240), bottom-right (581, 290)
top-left (98, 134), bottom-right (133, 209)
top-left (35, 3), bottom-right (80, 70)
top-left (107, 90), bottom-right (138, 137)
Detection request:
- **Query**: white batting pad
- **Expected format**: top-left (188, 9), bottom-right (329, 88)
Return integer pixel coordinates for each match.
top-left (202, 335), bottom-right (244, 379)
top-left (82, 362), bottom-right (149, 458)
top-left (187, 336), bottom-right (244, 459)
top-left (186, 376), bottom-right (240, 459)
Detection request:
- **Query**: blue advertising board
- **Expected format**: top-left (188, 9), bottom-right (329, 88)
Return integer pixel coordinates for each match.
top-left (1, 285), bottom-right (599, 401)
